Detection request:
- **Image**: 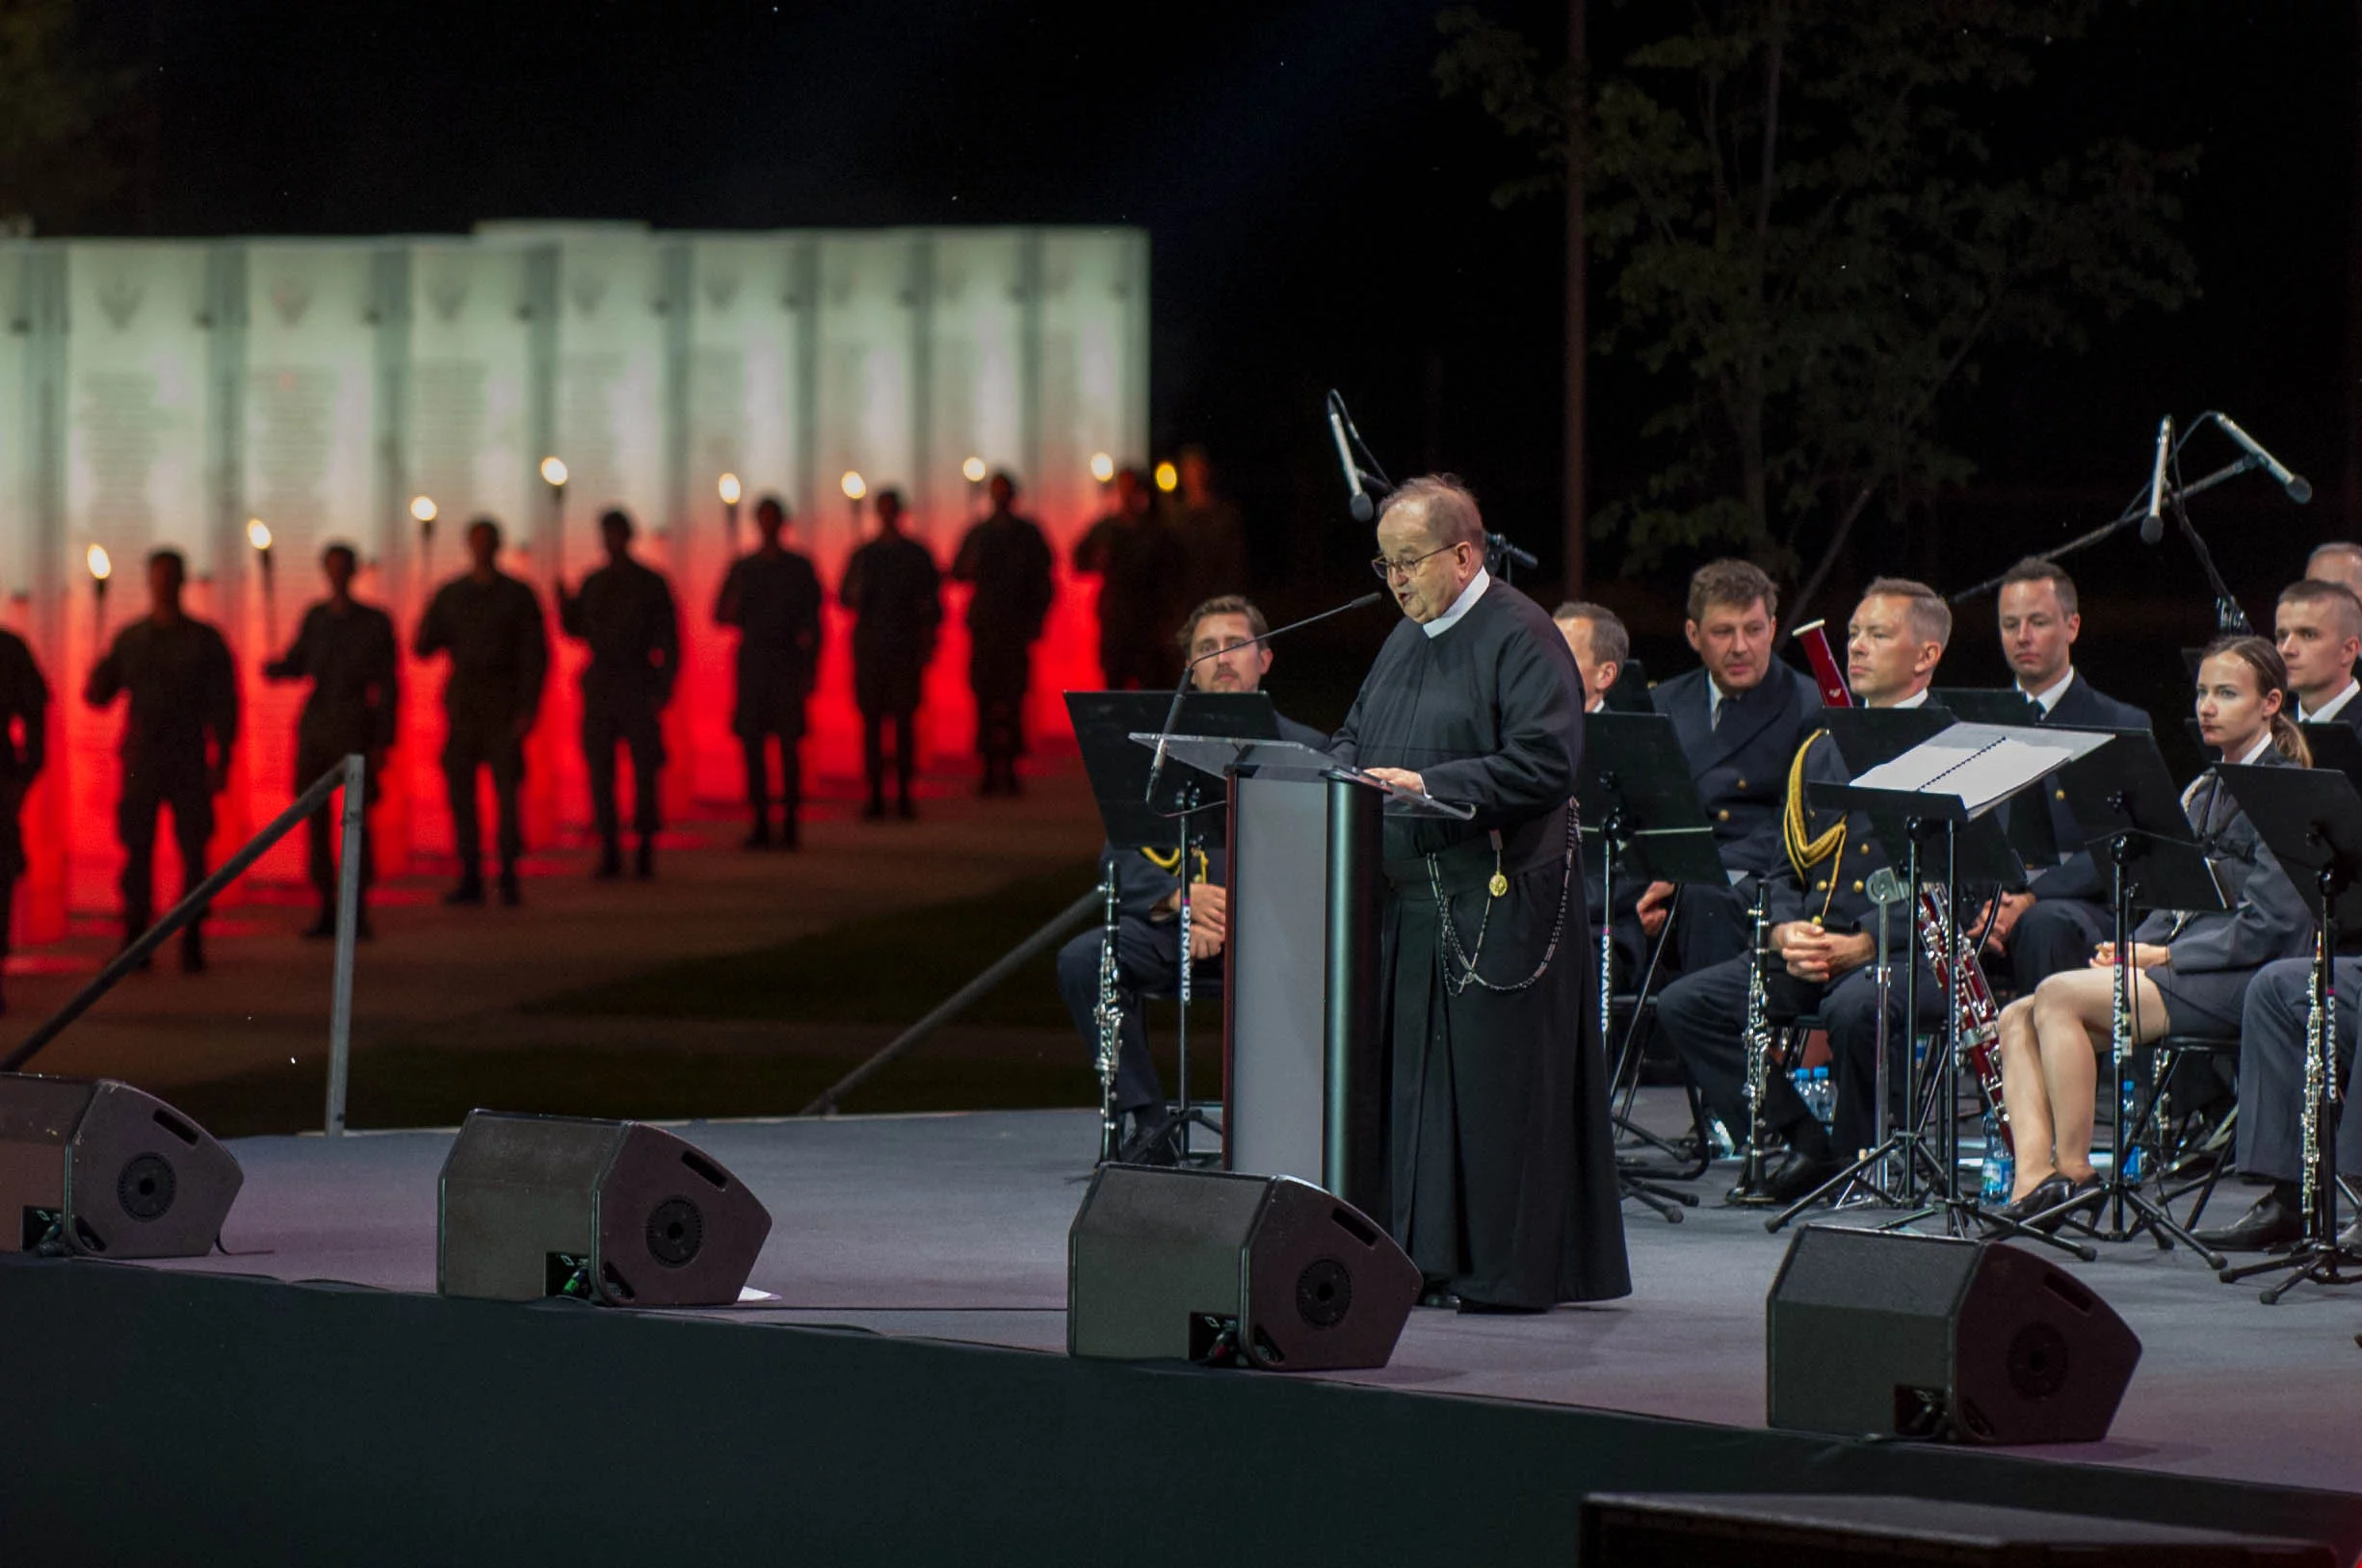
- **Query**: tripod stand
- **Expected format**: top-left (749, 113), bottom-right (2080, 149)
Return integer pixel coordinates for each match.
top-left (2212, 761), bottom-right (2362, 1302)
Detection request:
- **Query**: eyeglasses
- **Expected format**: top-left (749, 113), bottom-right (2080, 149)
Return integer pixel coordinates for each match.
top-left (1370, 542), bottom-right (1459, 583)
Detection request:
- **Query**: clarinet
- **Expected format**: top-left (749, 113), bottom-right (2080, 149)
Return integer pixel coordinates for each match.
top-left (1091, 873), bottom-right (1125, 1163)
top-left (2302, 920), bottom-right (2330, 1225)
top-left (1728, 881), bottom-right (1779, 1202)
top-left (1910, 885), bottom-right (2011, 1153)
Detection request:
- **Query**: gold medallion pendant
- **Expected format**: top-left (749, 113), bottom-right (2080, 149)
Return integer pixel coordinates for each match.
top-left (1488, 871), bottom-right (1509, 899)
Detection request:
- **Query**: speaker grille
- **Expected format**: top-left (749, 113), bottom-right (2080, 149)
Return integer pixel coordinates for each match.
top-left (2008, 1320), bottom-right (2070, 1399)
top-left (1296, 1258), bottom-right (1352, 1327)
top-left (645, 1197), bottom-right (703, 1267)
top-left (117, 1154), bottom-right (176, 1221)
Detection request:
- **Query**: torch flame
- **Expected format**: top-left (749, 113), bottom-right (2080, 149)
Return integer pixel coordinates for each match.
top-left (87, 544), bottom-right (112, 582)
top-left (1089, 452), bottom-right (1115, 483)
top-left (539, 456), bottom-right (568, 487)
top-left (719, 472), bottom-right (742, 506)
top-left (410, 494), bottom-right (437, 523)
top-left (961, 456), bottom-right (986, 483)
top-left (247, 518), bottom-right (273, 552)
top-left (840, 470), bottom-right (867, 502)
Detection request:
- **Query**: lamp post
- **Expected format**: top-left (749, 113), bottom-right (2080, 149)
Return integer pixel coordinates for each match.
top-left (86, 544), bottom-right (111, 642)
top-left (247, 518), bottom-right (276, 646)
top-left (961, 455), bottom-right (986, 518)
top-left (539, 455), bottom-right (568, 583)
top-left (841, 469), bottom-right (867, 549)
top-left (720, 471), bottom-right (743, 556)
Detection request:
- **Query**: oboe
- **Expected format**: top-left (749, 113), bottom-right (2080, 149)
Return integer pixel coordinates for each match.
top-left (1091, 873), bottom-right (1124, 1163)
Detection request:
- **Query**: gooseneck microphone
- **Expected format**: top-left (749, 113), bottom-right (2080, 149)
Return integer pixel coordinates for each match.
top-left (2141, 414), bottom-right (2174, 545)
top-left (1329, 405), bottom-right (1370, 523)
top-left (2210, 411), bottom-right (2314, 504)
top-left (1142, 590), bottom-right (1386, 805)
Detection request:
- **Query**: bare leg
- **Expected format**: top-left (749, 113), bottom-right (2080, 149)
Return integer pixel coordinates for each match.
top-left (2028, 966), bottom-right (2168, 1185)
top-left (1997, 996), bottom-right (2055, 1200)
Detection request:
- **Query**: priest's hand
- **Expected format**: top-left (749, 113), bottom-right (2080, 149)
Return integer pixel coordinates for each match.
top-left (1637, 881), bottom-right (1675, 937)
top-left (1363, 766), bottom-right (1425, 796)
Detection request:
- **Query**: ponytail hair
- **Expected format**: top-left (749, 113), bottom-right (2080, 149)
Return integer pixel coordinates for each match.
top-left (2200, 634), bottom-right (2311, 768)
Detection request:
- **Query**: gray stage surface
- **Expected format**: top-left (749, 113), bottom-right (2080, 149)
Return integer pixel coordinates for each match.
top-left (147, 1106), bottom-right (2360, 1499)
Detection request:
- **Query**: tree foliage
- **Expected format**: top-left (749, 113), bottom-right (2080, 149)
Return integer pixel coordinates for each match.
top-left (0, 0), bottom-right (142, 233)
top-left (1438, 1), bottom-right (2198, 619)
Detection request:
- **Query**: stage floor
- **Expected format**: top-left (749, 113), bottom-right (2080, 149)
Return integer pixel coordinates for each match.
top-left (148, 1105), bottom-right (2362, 1499)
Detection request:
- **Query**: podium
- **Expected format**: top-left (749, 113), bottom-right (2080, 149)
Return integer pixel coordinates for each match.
top-left (1134, 736), bottom-right (1464, 1215)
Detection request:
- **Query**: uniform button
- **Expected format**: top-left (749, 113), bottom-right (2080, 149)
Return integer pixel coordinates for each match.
top-left (1859, 843), bottom-right (1871, 854)
top-left (1718, 809), bottom-right (1730, 823)
top-left (1736, 778), bottom-right (1747, 790)
top-left (2056, 789), bottom-right (2067, 799)
top-left (1852, 880), bottom-right (1865, 893)
top-left (1814, 879), bottom-right (1827, 891)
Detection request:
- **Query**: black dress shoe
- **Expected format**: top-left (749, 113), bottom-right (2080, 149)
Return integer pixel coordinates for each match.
top-left (497, 870), bottom-right (523, 907)
top-left (1998, 1174), bottom-right (2075, 1230)
top-left (2194, 1188), bottom-right (2304, 1253)
top-left (302, 909), bottom-right (337, 940)
top-left (1416, 1283), bottom-right (1461, 1310)
top-left (443, 881), bottom-right (486, 907)
top-left (1763, 1151), bottom-right (1843, 1205)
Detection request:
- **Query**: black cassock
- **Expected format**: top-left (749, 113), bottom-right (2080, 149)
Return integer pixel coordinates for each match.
top-left (1330, 581), bottom-right (1630, 1308)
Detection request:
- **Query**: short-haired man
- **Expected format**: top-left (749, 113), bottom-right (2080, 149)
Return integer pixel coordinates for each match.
top-left (1332, 476), bottom-right (1629, 1310)
top-left (1653, 579), bottom-right (1952, 1202)
top-left (2306, 541), bottom-right (2362, 606)
top-left (1054, 594), bottom-right (1322, 1160)
top-left (1553, 601), bottom-right (1625, 714)
top-left (1643, 560), bottom-right (1816, 972)
top-left (2276, 578), bottom-right (2362, 731)
top-left (1979, 557), bottom-right (2147, 995)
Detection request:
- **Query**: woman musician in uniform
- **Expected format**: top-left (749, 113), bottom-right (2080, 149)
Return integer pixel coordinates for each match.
top-left (1990, 636), bottom-right (2314, 1227)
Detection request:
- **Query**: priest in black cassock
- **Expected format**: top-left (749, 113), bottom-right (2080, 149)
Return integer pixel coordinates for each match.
top-left (1329, 476), bottom-right (1629, 1312)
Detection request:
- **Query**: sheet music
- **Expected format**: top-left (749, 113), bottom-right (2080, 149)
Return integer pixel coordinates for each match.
top-left (1852, 723), bottom-right (2108, 816)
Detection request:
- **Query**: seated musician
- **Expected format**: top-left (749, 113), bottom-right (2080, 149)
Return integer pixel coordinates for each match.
top-left (1976, 558), bottom-right (2147, 994)
top-left (2303, 541), bottom-right (2362, 619)
top-left (1558, 601), bottom-right (1653, 1008)
top-left (1653, 579), bottom-right (1951, 1203)
top-left (1641, 561), bottom-right (1817, 972)
top-left (1990, 637), bottom-right (2313, 1228)
top-left (2275, 578), bottom-right (2362, 731)
top-left (1053, 594), bottom-right (1325, 1162)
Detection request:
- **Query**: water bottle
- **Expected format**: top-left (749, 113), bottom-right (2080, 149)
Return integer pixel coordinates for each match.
top-left (1708, 1116), bottom-right (1736, 1159)
top-left (2117, 1072), bottom-right (2144, 1184)
top-left (1980, 1110), bottom-right (2012, 1205)
top-left (1812, 1066), bottom-right (1835, 1131)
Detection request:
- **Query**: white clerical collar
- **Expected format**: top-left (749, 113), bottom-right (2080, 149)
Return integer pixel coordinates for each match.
top-left (2021, 667), bottom-right (2075, 716)
top-left (2234, 733), bottom-right (2273, 766)
top-left (2299, 679), bottom-right (2360, 724)
top-left (1422, 566), bottom-right (1491, 639)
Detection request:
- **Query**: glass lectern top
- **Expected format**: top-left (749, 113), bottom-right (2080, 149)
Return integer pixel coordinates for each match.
top-left (1127, 734), bottom-right (1477, 820)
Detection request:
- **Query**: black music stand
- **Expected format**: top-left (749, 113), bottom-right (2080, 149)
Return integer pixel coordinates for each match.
top-left (2054, 730), bottom-right (2231, 1264)
top-left (2301, 722), bottom-right (2362, 791)
top-left (2214, 763), bottom-right (2362, 1302)
top-left (1931, 689), bottom-right (2060, 871)
top-left (1782, 721), bottom-right (2106, 1262)
top-left (1066, 692), bottom-right (1280, 1165)
top-left (1579, 712), bottom-right (1726, 1219)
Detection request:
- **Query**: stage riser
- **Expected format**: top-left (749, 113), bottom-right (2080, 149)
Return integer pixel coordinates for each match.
top-left (0, 1257), bottom-right (2354, 1568)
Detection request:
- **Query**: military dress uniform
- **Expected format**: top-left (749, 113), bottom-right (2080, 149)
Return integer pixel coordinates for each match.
top-left (561, 555), bottom-right (680, 875)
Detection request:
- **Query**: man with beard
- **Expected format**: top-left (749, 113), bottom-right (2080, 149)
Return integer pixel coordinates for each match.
top-left (1329, 476), bottom-right (1628, 1312)
top-left (1055, 594), bottom-right (1324, 1160)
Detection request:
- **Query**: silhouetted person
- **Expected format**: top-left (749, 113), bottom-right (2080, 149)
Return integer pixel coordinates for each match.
top-left (717, 494), bottom-right (824, 849)
top-left (951, 470), bottom-right (1053, 797)
top-left (560, 509), bottom-right (679, 880)
top-left (415, 518), bottom-right (547, 907)
top-left (0, 614), bottom-right (47, 1012)
top-left (840, 487), bottom-right (940, 821)
top-left (85, 549), bottom-right (237, 974)
top-left (263, 541), bottom-right (399, 939)
top-left (1172, 445), bottom-right (1246, 608)
top-left (1073, 465), bottom-right (1183, 690)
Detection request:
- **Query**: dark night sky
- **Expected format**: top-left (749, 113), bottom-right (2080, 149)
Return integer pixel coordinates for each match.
top-left (70, 0), bottom-right (2362, 719)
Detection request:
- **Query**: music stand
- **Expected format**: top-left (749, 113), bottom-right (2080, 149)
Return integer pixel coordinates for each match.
top-left (1932, 688), bottom-right (2061, 871)
top-left (2054, 730), bottom-right (2231, 1264)
top-left (1579, 712), bottom-right (1725, 1220)
top-left (2214, 763), bottom-right (2362, 1302)
top-left (1785, 722), bottom-right (2106, 1262)
top-left (1066, 692), bottom-right (1280, 1165)
top-left (2301, 722), bottom-right (2362, 792)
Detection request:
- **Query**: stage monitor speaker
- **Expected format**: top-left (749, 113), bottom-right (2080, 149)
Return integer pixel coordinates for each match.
top-left (438, 1111), bottom-right (773, 1307)
top-left (1067, 1164), bottom-right (1418, 1371)
top-left (1768, 1226), bottom-right (2140, 1445)
top-left (1579, 1494), bottom-right (2334, 1568)
top-left (0, 1073), bottom-right (244, 1259)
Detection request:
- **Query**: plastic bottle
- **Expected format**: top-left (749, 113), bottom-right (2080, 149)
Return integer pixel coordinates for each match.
top-left (1812, 1066), bottom-right (1835, 1130)
top-left (2117, 1072), bottom-right (2144, 1184)
top-left (1980, 1110), bottom-right (2013, 1205)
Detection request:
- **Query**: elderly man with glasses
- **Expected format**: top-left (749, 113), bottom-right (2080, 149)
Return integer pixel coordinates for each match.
top-left (1329, 476), bottom-right (1629, 1313)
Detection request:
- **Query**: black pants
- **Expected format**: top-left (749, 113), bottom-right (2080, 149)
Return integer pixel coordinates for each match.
top-left (119, 765), bottom-right (213, 933)
top-left (863, 709), bottom-right (916, 806)
top-left (1670, 879), bottom-right (1750, 972)
top-left (2007, 897), bottom-right (2109, 996)
top-left (297, 743), bottom-right (374, 903)
top-left (972, 639), bottom-right (1030, 768)
top-left (1655, 949), bottom-right (1940, 1161)
top-left (584, 701), bottom-right (663, 848)
top-left (742, 730), bottom-right (801, 827)
top-left (443, 725), bottom-right (524, 882)
top-left (2236, 956), bottom-right (2362, 1185)
top-left (1055, 916), bottom-right (1219, 1115)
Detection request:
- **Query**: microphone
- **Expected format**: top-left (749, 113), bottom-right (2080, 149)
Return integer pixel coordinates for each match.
top-left (1485, 532), bottom-right (1538, 572)
top-left (1142, 590), bottom-right (1386, 804)
top-left (1328, 405), bottom-right (1373, 523)
top-left (2142, 414), bottom-right (2173, 545)
top-left (2211, 412), bottom-right (2314, 504)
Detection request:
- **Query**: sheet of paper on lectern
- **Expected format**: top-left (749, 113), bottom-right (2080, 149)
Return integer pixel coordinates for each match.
top-left (1851, 723), bottom-right (2109, 818)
